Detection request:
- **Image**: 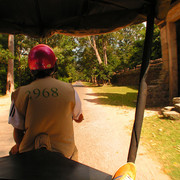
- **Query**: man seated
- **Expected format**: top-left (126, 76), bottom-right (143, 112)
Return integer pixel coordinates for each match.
top-left (8, 44), bottom-right (83, 161)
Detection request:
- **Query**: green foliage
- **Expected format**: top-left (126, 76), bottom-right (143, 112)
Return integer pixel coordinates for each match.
top-left (111, 23), bottom-right (146, 70)
top-left (151, 25), bottom-right (162, 59)
top-left (0, 34), bottom-right (8, 49)
top-left (125, 24), bottom-right (161, 69)
top-left (13, 35), bottom-right (37, 87)
top-left (0, 47), bottom-right (13, 63)
top-left (0, 23), bottom-right (162, 93)
top-left (74, 23), bottom-right (162, 84)
top-left (0, 63), bottom-right (7, 94)
top-left (0, 33), bottom-right (81, 94)
top-left (75, 36), bottom-right (113, 83)
top-left (13, 34), bottom-right (79, 87)
top-left (94, 64), bottom-right (113, 85)
top-left (0, 44), bottom-right (14, 94)
top-left (0, 35), bottom-right (8, 94)
top-left (52, 35), bottom-right (79, 82)
top-left (75, 38), bottom-right (97, 81)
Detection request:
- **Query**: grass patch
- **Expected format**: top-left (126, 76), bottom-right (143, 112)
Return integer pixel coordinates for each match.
top-left (141, 115), bottom-right (180, 180)
top-left (87, 85), bottom-right (138, 108)
top-left (82, 83), bottom-right (179, 179)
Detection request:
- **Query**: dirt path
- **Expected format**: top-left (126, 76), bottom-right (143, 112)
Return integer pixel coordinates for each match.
top-left (73, 82), bottom-right (171, 180)
top-left (0, 83), bottom-right (171, 179)
top-left (0, 95), bottom-right (14, 156)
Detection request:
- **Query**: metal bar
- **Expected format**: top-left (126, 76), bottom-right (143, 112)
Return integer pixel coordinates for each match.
top-left (127, 5), bottom-right (155, 163)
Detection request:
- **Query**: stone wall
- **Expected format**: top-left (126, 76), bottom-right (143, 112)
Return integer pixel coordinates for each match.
top-left (158, 1), bottom-right (180, 101)
top-left (111, 59), bottom-right (169, 107)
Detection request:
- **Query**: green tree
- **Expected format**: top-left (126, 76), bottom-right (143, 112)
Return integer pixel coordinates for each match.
top-left (14, 35), bottom-right (37, 87)
top-left (127, 24), bottom-right (161, 69)
top-left (13, 34), bottom-right (79, 87)
top-left (0, 43), bottom-right (13, 94)
top-left (75, 23), bottom-right (161, 84)
top-left (0, 23), bottom-right (162, 93)
top-left (75, 38), bottom-right (97, 82)
top-left (111, 23), bottom-right (146, 70)
top-left (52, 35), bottom-right (79, 82)
top-left (0, 34), bottom-right (8, 49)
top-left (76, 35), bottom-right (114, 85)
top-left (151, 25), bottom-right (162, 59)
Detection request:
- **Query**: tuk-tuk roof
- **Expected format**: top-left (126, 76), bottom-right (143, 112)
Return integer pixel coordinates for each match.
top-left (0, 0), bottom-right (171, 37)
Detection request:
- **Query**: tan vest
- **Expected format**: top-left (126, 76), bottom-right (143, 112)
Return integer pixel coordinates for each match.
top-left (12, 77), bottom-right (76, 158)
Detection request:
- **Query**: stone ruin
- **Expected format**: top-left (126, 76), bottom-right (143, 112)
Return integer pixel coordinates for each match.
top-left (161, 97), bottom-right (180, 120)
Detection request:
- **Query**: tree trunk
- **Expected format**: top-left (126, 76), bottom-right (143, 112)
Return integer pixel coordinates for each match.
top-left (94, 75), bottom-right (97, 84)
top-left (18, 47), bottom-right (21, 87)
top-left (6, 34), bottom-right (14, 95)
top-left (103, 40), bottom-right (108, 65)
top-left (88, 36), bottom-right (102, 64)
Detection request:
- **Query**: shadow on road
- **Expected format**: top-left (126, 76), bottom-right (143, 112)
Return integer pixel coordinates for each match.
top-left (84, 92), bottom-right (137, 108)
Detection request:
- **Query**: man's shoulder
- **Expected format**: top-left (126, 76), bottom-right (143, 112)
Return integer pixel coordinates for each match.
top-left (13, 83), bottom-right (32, 94)
top-left (11, 85), bottom-right (29, 101)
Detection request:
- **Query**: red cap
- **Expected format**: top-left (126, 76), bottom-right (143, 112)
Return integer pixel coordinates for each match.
top-left (28, 44), bottom-right (57, 70)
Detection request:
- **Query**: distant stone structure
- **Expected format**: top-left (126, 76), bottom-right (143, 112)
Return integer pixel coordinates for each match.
top-left (158, 0), bottom-right (180, 104)
top-left (112, 59), bottom-right (169, 107)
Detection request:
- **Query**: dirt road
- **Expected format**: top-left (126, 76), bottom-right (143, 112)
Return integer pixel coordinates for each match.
top-left (0, 82), bottom-right (171, 179)
top-left (73, 82), bottom-right (171, 180)
top-left (0, 95), bottom-right (14, 156)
